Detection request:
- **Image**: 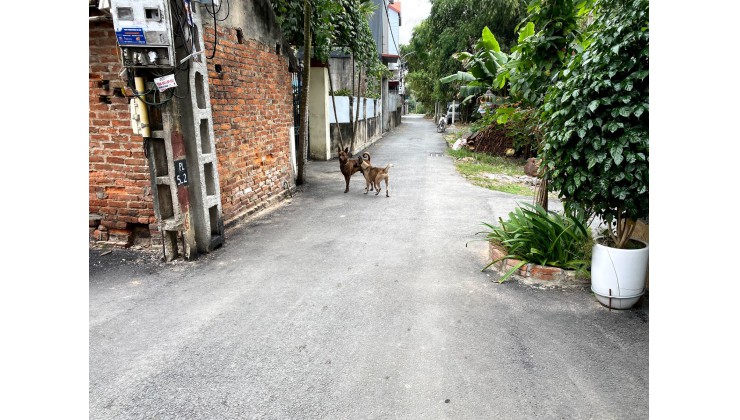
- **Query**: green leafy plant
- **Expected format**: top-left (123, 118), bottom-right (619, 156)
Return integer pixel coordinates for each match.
top-left (441, 0), bottom-right (590, 166)
top-left (440, 26), bottom-right (511, 98)
top-left (403, 0), bottom-right (526, 112)
top-left (540, 0), bottom-right (648, 249)
top-left (330, 88), bottom-right (353, 97)
top-left (477, 203), bottom-right (593, 282)
top-left (499, 0), bottom-right (586, 107)
top-left (493, 104), bottom-right (541, 157)
top-left (272, 0), bottom-right (379, 64)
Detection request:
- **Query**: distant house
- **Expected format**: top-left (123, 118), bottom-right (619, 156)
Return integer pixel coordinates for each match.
top-left (369, 0), bottom-right (403, 131)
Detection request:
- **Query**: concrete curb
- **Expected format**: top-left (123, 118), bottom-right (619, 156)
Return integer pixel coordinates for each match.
top-left (488, 242), bottom-right (590, 288)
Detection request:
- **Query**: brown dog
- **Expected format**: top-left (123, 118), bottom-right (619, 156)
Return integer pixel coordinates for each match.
top-left (359, 157), bottom-right (393, 197)
top-left (338, 147), bottom-right (371, 193)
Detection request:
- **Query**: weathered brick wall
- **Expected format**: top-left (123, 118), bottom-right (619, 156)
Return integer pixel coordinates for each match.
top-left (89, 14), bottom-right (295, 246)
top-left (88, 21), bottom-right (156, 245)
top-left (203, 25), bottom-right (294, 227)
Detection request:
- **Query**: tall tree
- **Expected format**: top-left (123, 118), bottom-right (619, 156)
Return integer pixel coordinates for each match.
top-left (498, 0), bottom-right (588, 209)
top-left (403, 0), bottom-right (526, 112)
top-left (296, 0), bottom-right (312, 185)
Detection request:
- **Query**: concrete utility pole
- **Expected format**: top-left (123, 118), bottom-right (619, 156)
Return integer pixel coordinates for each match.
top-left (399, 51), bottom-right (415, 116)
top-left (130, 0), bottom-right (225, 261)
top-left (451, 99), bottom-right (456, 128)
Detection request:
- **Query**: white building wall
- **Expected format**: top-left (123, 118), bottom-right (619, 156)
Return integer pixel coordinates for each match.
top-left (330, 96), bottom-right (379, 123)
top-left (388, 8), bottom-right (400, 56)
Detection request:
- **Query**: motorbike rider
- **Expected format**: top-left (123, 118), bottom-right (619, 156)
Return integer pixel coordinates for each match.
top-left (437, 115), bottom-right (447, 132)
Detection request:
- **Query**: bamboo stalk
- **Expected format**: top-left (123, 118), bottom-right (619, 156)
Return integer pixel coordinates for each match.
top-left (352, 66), bottom-right (363, 152)
top-left (326, 60), bottom-right (343, 149)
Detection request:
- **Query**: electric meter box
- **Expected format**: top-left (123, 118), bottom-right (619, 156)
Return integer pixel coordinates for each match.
top-left (110, 0), bottom-right (176, 69)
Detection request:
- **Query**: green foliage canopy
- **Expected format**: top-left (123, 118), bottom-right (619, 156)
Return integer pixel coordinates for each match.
top-left (501, 0), bottom-right (588, 107)
top-left (540, 0), bottom-right (649, 247)
top-left (272, 0), bottom-right (379, 66)
top-left (403, 0), bottom-right (526, 111)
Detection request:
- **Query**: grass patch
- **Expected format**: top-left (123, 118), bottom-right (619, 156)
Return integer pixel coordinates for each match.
top-left (446, 146), bottom-right (535, 196)
top-left (461, 174), bottom-right (536, 197)
top-left (449, 149), bottom-right (524, 176)
top-left (466, 176), bottom-right (535, 196)
top-left (443, 126), bottom-right (559, 198)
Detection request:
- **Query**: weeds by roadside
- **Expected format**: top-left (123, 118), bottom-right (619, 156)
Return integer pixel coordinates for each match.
top-left (442, 130), bottom-right (534, 196)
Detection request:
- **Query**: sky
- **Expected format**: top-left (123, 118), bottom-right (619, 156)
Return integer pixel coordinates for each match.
top-left (398, 0), bottom-right (431, 46)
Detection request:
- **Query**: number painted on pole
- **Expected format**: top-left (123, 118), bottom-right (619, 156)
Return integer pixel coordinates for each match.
top-left (175, 159), bottom-right (189, 186)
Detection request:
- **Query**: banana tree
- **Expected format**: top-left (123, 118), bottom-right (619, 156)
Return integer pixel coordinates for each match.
top-left (439, 26), bottom-right (510, 104)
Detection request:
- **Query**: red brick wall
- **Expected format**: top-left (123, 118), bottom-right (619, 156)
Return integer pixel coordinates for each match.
top-left (89, 19), bottom-right (295, 245)
top-left (88, 21), bottom-right (156, 244)
top-left (203, 26), bottom-right (294, 226)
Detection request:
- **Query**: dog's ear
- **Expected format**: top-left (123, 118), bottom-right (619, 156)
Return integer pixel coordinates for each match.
top-left (344, 147), bottom-right (349, 153)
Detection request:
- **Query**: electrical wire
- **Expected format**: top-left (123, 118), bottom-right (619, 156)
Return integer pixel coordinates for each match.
top-left (148, 67), bottom-right (173, 78)
top-left (171, 0), bottom-right (196, 60)
top-left (382, 0), bottom-right (400, 60)
top-left (118, 0), bottom-right (208, 105)
top-left (204, 0), bottom-right (230, 21)
top-left (128, 87), bottom-right (175, 106)
top-left (153, 0), bottom-right (198, 98)
top-left (123, 68), bottom-right (176, 106)
top-left (207, 9), bottom-right (218, 59)
top-left (203, 0), bottom-right (231, 59)
top-left (170, 80), bottom-right (189, 99)
top-left (169, 1), bottom-right (197, 75)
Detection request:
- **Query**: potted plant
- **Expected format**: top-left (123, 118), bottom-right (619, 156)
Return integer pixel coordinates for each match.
top-left (539, 0), bottom-right (649, 309)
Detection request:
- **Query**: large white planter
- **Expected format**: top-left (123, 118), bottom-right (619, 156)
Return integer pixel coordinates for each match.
top-left (590, 237), bottom-right (649, 309)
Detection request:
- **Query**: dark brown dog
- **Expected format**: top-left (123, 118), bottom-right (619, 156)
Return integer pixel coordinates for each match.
top-left (338, 147), bottom-right (371, 193)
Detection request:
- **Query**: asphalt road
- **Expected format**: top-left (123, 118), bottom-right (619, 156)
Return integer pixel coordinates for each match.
top-left (89, 115), bottom-right (648, 419)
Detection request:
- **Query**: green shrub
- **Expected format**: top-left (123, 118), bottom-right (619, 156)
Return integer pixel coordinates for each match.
top-left (470, 105), bottom-right (540, 158)
top-left (478, 203), bottom-right (593, 282)
top-left (330, 88), bottom-right (353, 97)
top-left (540, 0), bottom-right (649, 248)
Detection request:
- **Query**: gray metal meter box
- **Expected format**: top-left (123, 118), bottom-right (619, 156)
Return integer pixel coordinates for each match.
top-left (110, 0), bottom-right (176, 68)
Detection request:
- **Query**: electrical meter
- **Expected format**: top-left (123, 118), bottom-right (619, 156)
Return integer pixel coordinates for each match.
top-left (110, 0), bottom-right (176, 69)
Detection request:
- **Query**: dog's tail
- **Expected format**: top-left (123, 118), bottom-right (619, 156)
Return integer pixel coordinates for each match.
top-left (357, 152), bottom-right (371, 165)
top-left (382, 163), bottom-right (393, 173)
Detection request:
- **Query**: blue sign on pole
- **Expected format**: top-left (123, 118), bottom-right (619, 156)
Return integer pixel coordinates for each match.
top-left (116, 28), bottom-right (147, 45)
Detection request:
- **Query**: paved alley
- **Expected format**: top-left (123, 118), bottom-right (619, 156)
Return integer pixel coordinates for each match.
top-left (89, 115), bottom-right (648, 419)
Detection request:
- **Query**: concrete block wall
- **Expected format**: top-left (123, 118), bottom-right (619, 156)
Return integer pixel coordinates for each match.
top-left (204, 25), bottom-right (295, 227)
top-left (327, 96), bottom-right (382, 157)
top-left (88, 21), bottom-right (157, 246)
top-left (329, 117), bottom-right (381, 158)
top-left (328, 57), bottom-right (356, 93)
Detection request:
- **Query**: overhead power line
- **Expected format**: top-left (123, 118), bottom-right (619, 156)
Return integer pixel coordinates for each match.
top-left (382, 0), bottom-right (400, 57)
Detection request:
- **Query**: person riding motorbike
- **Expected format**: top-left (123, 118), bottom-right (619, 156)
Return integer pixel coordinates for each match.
top-left (437, 115), bottom-right (447, 133)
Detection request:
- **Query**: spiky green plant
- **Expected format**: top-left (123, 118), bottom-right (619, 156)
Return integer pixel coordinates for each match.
top-left (478, 203), bottom-right (593, 282)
